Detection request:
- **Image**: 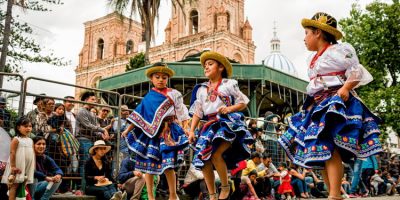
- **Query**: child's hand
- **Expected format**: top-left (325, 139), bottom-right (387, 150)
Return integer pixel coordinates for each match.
top-left (188, 131), bottom-right (196, 144)
top-left (337, 86), bottom-right (350, 101)
top-left (11, 167), bottom-right (21, 175)
top-left (218, 106), bottom-right (231, 115)
top-left (122, 129), bottom-right (129, 138)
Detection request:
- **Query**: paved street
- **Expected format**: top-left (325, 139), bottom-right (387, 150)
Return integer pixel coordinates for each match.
top-left (345, 196), bottom-right (399, 200)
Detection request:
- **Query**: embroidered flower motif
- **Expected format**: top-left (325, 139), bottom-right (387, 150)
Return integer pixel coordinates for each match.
top-left (311, 146), bottom-right (316, 152)
top-left (368, 140), bottom-right (374, 146)
top-left (343, 136), bottom-right (349, 143)
top-left (323, 145), bottom-right (328, 150)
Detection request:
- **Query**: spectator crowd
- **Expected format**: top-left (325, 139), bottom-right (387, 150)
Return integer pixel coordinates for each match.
top-left (0, 93), bottom-right (399, 200)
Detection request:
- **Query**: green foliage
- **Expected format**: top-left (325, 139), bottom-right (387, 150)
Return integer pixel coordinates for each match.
top-left (0, 0), bottom-right (68, 74)
top-left (126, 52), bottom-right (146, 71)
top-left (340, 0), bottom-right (400, 136)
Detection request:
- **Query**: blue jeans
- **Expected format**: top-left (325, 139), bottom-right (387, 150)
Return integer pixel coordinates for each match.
top-left (78, 137), bottom-right (93, 191)
top-left (291, 178), bottom-right (308, 194)
top-left (350, 159), bottom-right (366, 194)
top-left (32, 180), bottom-right (62, 200)
top-left (305, 177), bottom-right (314, 193)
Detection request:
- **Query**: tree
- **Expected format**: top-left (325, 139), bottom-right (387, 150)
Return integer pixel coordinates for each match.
top-left (340, 0), bottom-right (400, 136)
top-left (126, 52), bottom-right (145, 71)
top-left (0, 0), bottom-right (67, 88)
top-left (109, 0), bottom-right (193, 64)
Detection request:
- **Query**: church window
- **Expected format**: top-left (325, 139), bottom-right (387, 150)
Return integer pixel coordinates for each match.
top-left (189, 10), bottom-right (198, 34)
top-left (226, 12), bottom-right (230, 32)
top-left (126, 40), bottom-right (134, 54)
top-left (97, 38), bottom-right (104, 60)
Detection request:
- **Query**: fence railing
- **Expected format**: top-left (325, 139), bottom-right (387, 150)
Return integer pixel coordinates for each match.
top-left (1, 73), bottom-right (291, 191)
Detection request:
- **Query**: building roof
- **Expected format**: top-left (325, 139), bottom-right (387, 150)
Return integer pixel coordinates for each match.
top-left (98, 52), bottom-right (308, 92)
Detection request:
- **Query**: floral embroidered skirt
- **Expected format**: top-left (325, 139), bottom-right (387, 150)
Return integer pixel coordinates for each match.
top-left (191, 112), bottom-right (254, 169)
top-left (126, 122), bottom-right (189, 175)
top-left (278, 93), bottom-right (382, 168)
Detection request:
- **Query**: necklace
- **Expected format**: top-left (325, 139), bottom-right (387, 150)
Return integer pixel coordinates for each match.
top-left (310, 44), bottom-right (331, 69)
top-left (207, 79), bottom-right (222, 102)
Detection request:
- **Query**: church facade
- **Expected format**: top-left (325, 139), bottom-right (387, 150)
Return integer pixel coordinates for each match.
top-left (75, 0), bottom-right (255, 94)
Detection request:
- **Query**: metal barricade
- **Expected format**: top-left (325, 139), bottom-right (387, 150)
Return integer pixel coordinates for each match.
top-left (22, 76), bottom-right (121, 192)
top-left (245, 117), bottom-right (288, 165)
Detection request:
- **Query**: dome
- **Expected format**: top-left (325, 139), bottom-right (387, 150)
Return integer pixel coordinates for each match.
top-left (263, 22), bottom-right (297, 76)
top-left (264, 53), bottom-right (297, 75)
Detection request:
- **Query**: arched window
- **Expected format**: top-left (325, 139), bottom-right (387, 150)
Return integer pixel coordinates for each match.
top-left (126, 40), bottom-right (134, 54)
top-left (189, 10), bottom-right (198, 34)
top-left (97, 38), bottom-right (104, 60)
top-left (226, 12), bottom-right (230, 32)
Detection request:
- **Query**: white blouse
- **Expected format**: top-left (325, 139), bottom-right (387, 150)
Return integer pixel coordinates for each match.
top-left (189, 79), bottom-right (250, 118)
top-left (306, 43), bottom-right (373, 95)
top-left (165, 89), bottom-right (190, 122)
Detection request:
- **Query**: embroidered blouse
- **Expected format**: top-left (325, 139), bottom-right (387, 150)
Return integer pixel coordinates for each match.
top-left (307, 43), bottom-right (373, 95)
top-left (165, 89), bottom-right (190, 122)
top-left (189, 79), bottom-right (249, 118)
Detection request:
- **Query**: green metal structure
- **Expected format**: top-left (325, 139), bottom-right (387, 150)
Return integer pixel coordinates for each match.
top-left (99, 53), bottom-right (308, 118)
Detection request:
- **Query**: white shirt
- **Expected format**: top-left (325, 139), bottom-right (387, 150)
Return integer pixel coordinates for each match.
top-left (65, 111), bottom-right (76, 136)
top-left (189, 79), bottom-right (249, 118)
top-left (306, 43), bottom-right (373, 95)
top-left (165, 89), bottom-right (190, 122)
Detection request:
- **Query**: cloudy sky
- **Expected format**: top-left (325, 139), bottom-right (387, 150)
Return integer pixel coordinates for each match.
top-left (3, 0), bottom-right (392, 104)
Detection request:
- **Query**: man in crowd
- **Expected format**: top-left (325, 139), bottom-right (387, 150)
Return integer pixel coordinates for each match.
top-left (112, 105), bottom-right (131, 166)
top-left (64, 96), bottom-right (76, 136)
top-left (118, 156), bottom-right (145, 200)
top-left (76, 91), bottom-right (109, 187)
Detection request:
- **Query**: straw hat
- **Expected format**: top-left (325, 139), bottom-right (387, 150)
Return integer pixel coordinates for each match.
top-left (89, 140), bottom-right (111, 155)
top-left (301, 12), bottom-right (343, 40)
top-left (200, 51), bottom-right (233, 78)
top-left (145, 62), bottom-right (175, 78)
top-left (94, 178), bottom-right (113, 187)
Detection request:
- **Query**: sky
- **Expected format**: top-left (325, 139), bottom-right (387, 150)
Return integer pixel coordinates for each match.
top-left (2, 0), bottom-right (392, 107)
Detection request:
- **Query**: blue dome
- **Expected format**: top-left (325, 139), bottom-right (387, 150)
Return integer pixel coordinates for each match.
top-left (264, 53), bottom-right (297, 75)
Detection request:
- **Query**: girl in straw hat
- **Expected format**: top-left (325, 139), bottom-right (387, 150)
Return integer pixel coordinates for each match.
top-left (188, 51), bottom-right (254, 200)
top-left (122, 62), bottom-right (190, 200)
top-left (278, 12), bottom-right (382, 200)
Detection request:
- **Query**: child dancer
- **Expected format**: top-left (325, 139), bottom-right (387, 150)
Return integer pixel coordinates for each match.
top-left (278, 12), bottom-right (382, 200)
top-left (1, 117), bottom-right (35, 200)
top-left (188, 51), bottom-right (254, 200)
top-left (122, 62), bottom-right (190, 200)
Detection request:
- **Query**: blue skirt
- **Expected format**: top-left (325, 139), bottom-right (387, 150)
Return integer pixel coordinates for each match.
top-left (191, 112), bottom-right (254, 169)
top-left (126, 122), bottom-right (189, 175)
top-left (278, 93), bottom-right (382, 168)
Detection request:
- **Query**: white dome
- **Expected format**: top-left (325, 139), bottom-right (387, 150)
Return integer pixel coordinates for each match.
top-left (264, 53), bottom-right (297, 75)
top-left (263, 23), bottom-right (297, 76)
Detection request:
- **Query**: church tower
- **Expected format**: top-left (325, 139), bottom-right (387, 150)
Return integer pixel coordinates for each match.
top-left (75, 0), bottom-right (255, 94)
top-left (150, 0), bottom-right (255, 63)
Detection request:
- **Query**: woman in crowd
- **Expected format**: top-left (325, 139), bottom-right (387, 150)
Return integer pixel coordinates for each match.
top-left (85, 140), bottom-right (124, 200)
top-left (32, 136), bottom-right (63, 200)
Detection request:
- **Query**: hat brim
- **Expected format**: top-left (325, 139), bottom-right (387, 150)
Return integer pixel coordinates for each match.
top-left (145, 66), bottom-right (175, 78)
top-left (95, 180), bottom-right (113, 187)
top-left (200, 51), bottom-right (233, 78)
top-left (89, 145), bottom-right (111, 155)
top-left (301, 19), bottom-right (343, 40)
